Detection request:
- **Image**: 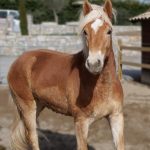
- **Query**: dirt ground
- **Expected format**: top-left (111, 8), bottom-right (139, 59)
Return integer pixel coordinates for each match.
top-left (0, 80), bottom-right (150, 150)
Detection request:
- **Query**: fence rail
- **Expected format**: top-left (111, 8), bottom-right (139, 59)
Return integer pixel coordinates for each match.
top-left (122, 61), bottom-right (150, 69)
top-left (120, 45), bottom-right (150, 52)
top-left (118, 40), bottom-right (150, 79)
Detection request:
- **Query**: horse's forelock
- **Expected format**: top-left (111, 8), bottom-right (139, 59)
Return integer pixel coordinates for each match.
top-left (79, 4), bottom-right (116, 33)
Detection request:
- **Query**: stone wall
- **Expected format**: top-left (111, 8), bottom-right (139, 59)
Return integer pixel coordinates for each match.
top-left (0, 16), bottom-right (141, 55)
top-left (29, 22), bottom-right (79, 35)
top-left (0, 35), bottom-right (83, 55)
top-left (0, 15), bottom-right (79, 36)
top-left (0, 16), bottom-right (141, 84)
top-left (0, 25), bottom-right (141, 55)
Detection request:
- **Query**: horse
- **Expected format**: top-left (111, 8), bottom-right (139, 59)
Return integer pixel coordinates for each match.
top-left (7, 0), bottom-right (124, 150)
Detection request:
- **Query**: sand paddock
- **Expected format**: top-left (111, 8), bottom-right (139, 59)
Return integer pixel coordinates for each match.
top-left (0, 80), bottom-right (150, 150)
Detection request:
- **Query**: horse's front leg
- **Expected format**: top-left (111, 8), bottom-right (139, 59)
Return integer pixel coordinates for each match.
top-left (74, 117), bottom-right (90, 150)
top-left (109, 112), bottom-right (124, 150)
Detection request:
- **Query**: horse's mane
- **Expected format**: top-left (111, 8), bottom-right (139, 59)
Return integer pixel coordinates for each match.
top-left (79, 4), bottom-right (116, 33)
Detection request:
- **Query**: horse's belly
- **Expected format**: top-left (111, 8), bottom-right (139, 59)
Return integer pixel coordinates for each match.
top-left (35, 86), bottom-right (70, 115)
top-left (46, 95), bottom-right (70, 115)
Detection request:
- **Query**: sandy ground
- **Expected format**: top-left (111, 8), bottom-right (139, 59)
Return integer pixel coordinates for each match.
top-left (0, 80), bottom-right (150, 150)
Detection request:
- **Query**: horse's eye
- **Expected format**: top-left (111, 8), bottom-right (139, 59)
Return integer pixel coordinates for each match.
top-left (84, 31), bottom-right (87, 36)
top-left (107, 30), bottom-right (112, 35)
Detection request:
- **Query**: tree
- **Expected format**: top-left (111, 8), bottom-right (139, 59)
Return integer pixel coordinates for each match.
top-left (18, 0), bottom-right (28, 35)
top-left (41, 0), bottom-right (69, 23)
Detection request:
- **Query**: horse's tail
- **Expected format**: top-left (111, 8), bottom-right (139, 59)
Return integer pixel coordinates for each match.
top-left (9, 87), bottom-right (46, 150)
top-left (11, 118), bottom-right (48, 150)
top-left (8, 86), bottom-right (29, 150)
top-left (11, 119), bottom-right (28, 150)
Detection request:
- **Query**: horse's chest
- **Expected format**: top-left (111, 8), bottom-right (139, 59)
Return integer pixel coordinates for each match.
top-left (90, 97), bottom-right (113, 119)
top-left (78, 83), bottom-right (113, 118)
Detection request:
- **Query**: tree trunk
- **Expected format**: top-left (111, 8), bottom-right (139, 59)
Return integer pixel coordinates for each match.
top-left (53, 9), bottom-right (59, 24)
top-left (18, 0), bottom-right (28, 35)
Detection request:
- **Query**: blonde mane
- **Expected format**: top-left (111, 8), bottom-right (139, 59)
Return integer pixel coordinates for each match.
top-left (79, 4), bottom-right (116, 33)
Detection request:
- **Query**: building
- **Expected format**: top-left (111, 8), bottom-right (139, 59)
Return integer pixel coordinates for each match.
top-left (130, 9), bottom-right (150, 84)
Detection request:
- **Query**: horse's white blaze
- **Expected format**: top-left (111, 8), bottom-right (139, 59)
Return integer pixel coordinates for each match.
top-left (88, 51), bottom-right (104, 66)
top-left (91, 19), bottom-right (104, 33)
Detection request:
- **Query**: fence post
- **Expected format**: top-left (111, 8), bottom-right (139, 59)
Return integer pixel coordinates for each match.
top-left (118, 39), bottom-right (123, 80)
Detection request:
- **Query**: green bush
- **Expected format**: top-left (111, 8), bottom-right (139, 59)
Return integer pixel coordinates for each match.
top-left (0, 0), bottom-right (149, 25)
top-left (0, 0), bottom-right (17, 9)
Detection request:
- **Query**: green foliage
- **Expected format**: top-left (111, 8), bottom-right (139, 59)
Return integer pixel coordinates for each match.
top-left (18, 0), bottom-right (28, 35)
top-left (58, 0), bottom-right (81, 24)
top-left (41, 0), bottom-right (69, 23)
top-left (113, 0), bottom-right (150, 25)
top-left (90, 0), bottom-right (150, 25)
top-left (0, 0), bottom-right (149, 25)
top-left (25, 0), bottom-right (54, 23)
top-left (42, 0), bottom-right (69, 13)
top-left (0, 0), bottom-right (17, 9)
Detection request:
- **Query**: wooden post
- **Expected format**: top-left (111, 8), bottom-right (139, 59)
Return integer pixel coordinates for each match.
top-left (118, 39), bottom-right (123, 80)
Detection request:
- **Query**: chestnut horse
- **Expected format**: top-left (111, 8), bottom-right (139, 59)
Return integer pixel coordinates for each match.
top-left (8, 0), bottom-right (124, 150)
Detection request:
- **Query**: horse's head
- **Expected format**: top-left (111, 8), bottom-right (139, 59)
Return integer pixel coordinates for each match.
top-left (80, 0), bottom-right (113, 74)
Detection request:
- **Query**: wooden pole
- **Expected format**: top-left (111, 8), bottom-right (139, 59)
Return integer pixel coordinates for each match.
top-left (118, 39), bottom-right (123, 80)
top-left (18, 0), bottom-right (28, 35)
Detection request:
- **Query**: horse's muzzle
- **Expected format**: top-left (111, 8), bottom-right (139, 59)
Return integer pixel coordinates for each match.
top-left (85, 58), bottom-right (103, 74)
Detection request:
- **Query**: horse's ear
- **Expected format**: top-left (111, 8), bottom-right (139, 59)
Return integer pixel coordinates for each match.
top-left (104, 0), bottom-right (112, 20)
top-left (83, 0), bottom-right (92, 16)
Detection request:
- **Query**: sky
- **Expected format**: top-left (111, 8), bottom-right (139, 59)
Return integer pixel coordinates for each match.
top-left (139, 0), bottom-right (150, 3)
top-left (121, 0), bottom-right (150, 3)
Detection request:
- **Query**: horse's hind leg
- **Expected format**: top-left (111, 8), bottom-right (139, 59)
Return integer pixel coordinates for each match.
top-left (11, 91), bottom-right (40, 150)
top-left (22, 101), bottom-right (40, 150)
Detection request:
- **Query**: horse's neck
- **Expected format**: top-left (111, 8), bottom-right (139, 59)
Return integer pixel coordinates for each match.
top-left (101, 47), bottom-right (117, 81)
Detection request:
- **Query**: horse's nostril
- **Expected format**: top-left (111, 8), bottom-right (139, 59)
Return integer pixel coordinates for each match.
top-left (87, 60), bottom-right (90, 67)
top-left (97, 59), bottom-right (101, 66)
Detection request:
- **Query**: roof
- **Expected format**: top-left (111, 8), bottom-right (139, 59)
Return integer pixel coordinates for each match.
top-left (130, 9), bottom-right (150, 22)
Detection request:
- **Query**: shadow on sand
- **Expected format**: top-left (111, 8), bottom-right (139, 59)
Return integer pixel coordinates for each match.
top-left (123, 69), bottom-right (141, 82)
top-left (38, 129), bottom-right (95, 150)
